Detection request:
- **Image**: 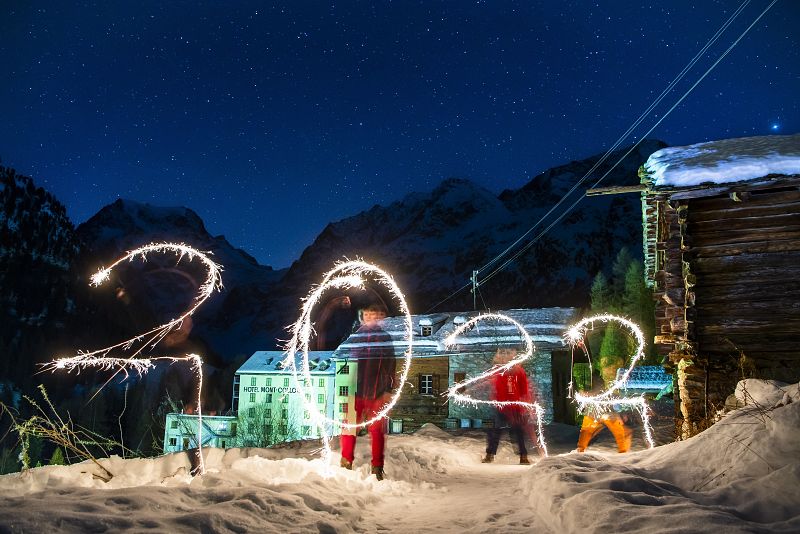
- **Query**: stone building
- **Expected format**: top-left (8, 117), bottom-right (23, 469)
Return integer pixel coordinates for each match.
top-left (332, 308), bottom-right (579, 433)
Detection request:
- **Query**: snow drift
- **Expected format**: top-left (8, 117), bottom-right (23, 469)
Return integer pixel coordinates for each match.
top-left (1, 380), bottom-right (798, 533)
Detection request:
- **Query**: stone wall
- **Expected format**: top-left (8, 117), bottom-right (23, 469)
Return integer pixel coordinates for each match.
top-left (448, 351), bottom-right (554, 424)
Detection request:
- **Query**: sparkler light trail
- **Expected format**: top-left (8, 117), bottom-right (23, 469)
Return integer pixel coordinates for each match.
top-left (564, 313), bottom-right (655, 449)
top-left (283, 260), bottom-right (413, 465)
top-left (42, 242), bottom-right (223, 475)
top-left (444, 313), bottom-right (548, 457)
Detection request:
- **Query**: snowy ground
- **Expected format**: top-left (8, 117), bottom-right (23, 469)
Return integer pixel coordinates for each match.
top-left (1, 380), bottom-right (798, 533)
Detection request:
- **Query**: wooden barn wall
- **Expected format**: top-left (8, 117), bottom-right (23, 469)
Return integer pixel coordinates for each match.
top-left (648, 196), bottom-right (685, 362)
top-left (685, 187), bottom-right (800, 408)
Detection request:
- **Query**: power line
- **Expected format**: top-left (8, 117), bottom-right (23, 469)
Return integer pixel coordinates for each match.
top-left (425, 0), bottom-right (775, 312)
top-left (475, 0), bottom-right (752, 279)
top-left (477, 0), bottom-right (778, 289)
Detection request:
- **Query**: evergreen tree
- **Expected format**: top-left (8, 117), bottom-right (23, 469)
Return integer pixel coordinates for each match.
top-left (49, 447), bottom-right (66, 466)
top-left (590, 272), bottom-right (612, 312)
top-left (610, 247), bottom-right (634, 306)
top-left (598, 326), bottom-right (628, 385)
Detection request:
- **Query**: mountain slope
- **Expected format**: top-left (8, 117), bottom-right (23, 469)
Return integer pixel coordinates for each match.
top-left (0, 166), bottom-right (81, 383)
top-left (75, 199), bottom-right (286, 363)
top-left (278, 140), bottom-right (666, 322)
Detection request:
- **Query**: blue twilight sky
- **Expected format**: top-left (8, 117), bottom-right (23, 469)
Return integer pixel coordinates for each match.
top-left (1, 1), bottom-right (797, 268)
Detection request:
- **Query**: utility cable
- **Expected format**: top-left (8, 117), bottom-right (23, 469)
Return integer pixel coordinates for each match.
top-left (475, 0), bottom-right (751, 279)
top-left (477, 0), bottom-right (778, 288)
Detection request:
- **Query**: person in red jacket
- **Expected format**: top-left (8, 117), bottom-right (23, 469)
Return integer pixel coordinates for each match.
top-left (339, 302), bottom-right (396, 480)
top-left (482, 347), bottom-right (533, 465)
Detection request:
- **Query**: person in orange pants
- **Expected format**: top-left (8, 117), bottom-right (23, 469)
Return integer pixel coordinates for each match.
top-left (577, 411), bottom-right (632, 453)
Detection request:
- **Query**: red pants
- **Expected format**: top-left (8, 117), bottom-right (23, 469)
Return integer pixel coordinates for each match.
top-left (340, 397), bottom-right (388, 467)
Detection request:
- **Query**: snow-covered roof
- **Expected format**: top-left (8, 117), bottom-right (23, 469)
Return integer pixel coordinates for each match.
top-left (644, 133), bottom-right (800, 188)
top-left (333, 307), bottom-right (580, 359)
top-left (236, 351), bottom-right (335, 375)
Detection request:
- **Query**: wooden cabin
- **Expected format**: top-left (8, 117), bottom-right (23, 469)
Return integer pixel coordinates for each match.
top-left (639, 133), bottom-right (800, 437)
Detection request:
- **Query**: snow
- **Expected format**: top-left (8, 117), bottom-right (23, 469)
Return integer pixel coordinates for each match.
top-left (645, 133), bottom-right (800, 187)
top-left (1, 380), bottom-right (798, 533)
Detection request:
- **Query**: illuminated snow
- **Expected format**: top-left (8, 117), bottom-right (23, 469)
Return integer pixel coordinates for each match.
top-left (645, 133), bottom-right (800, 187)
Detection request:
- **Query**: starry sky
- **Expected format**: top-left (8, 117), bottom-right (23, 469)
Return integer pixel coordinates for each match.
top-left (1, 1), bottom-right (797, 268)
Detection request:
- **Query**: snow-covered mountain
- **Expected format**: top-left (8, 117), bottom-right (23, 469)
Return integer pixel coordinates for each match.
top-left (0, 166), bottom-right (81, 383)
top-left (75, 199), bottom-right (286, 363)
top-left (280, 140), bottom-right (666, 316)
top-left (1, 140), bottom-right (665, 379)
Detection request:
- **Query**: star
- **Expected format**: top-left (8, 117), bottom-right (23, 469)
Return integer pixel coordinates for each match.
top-left (771, 123), bottom-right (781, 131)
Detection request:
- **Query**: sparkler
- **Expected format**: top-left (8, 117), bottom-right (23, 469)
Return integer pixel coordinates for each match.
top-left (444, 313), bottom-right (549, 457)
top-left (43, 242), bottom-right (223, 475)
top-left (283, 260), bottom-right (413, 465)
top-left (563, 313), bottom-right (655, 449)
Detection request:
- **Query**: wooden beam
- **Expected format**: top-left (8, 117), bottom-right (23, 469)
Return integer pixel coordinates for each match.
top-left (585, 184), bottom-right (648, 196)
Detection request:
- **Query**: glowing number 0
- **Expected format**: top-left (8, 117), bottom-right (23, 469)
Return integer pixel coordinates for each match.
top-left (445, 313), bottom-right (549, 457)
top-left (43, 242), bottom-right (223, 474)
top-left (564, 313), bottom-right (655, 448)
top-left (284, 260), bottom-right (414, 465)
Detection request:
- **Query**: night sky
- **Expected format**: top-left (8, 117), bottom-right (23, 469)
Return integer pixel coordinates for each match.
top-left (1, 1), bottom-right (797, 268)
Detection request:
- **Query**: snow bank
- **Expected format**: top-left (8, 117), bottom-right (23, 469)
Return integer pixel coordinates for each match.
top-left (521, 380), bottom-right (800, 533)
top-left (1, 382), bottom-right (798, 532)
top-left (645, 134), bottom-right (800, 187)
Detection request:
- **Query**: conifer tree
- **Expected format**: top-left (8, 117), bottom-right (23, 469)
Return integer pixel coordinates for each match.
top-left (49, 447), bottom-right (66, 466)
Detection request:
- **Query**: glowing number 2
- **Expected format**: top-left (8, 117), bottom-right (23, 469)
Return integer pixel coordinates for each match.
top-left (564, 313), bottom-right (655, 448)
top-left (444, 313), bottom-right (548, 457)
top-left (284, 260), bottom-right (414, 465)
top-left (44, 242), bottom-right (223, 474)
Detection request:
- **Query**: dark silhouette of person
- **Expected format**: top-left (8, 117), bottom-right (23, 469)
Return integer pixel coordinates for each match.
top-left (339, 302), bottom-right (395, 480)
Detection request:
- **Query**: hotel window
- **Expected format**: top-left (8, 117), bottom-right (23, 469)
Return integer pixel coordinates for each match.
top-left (265, 424), bottom-right (272, 435)
top-left (281, 408), bottom-right (288, 419)
top-left (265, 408), bottom-right (272, 419)
top-left (339, 385), bottom-right (349, 396)
top-left (266, 377), bottom-right (272, 386)
top-left (250, 377), bottom-right (257, 387)
top-left (249, 392), bottom-right (256, 403)
top-left (302, 426), bottom-right (311, 435)
top-left (318, 394), bottom-right (325, 404)
top-left (231, 423), bottom-right (237, 434)
top-left (339, 402), bottom-right (349, 413)
top-left (283, 377), bottom-right (290, 387)
top-left (170, 420), bottom-right (178, 429)
top-left (419, 374), bottom-right (433, 395)
top-left (339, 365), bottom-right (349, 375)
top-left (304, 410), bottom-right (310, 419)
top-left (266, 393), bottom-right (273, 403)
top-left (169, 437), bottom-right (177, 447)
top-left (248, 407), bottom-right (255, 417)
top-left (319, 378), bottom-right (325, 387)
top-left (279, 424), bottom-right (287, 434)
top-left (282, 396), bottom-right (289, 404)
top-left (182, 438), bottom-right (190, 449)
top-left (305, 394), bottom-right (311, 402)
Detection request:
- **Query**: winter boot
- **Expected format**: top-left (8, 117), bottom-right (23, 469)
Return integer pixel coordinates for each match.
top-left (340, 457), bottom-right (353, 470)
top-left (481, 453), bottom-right (495, 463)
top-left (519, 454), bottom-right (530, 465)
top-left (371, 465), bottom-right (385, 481)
